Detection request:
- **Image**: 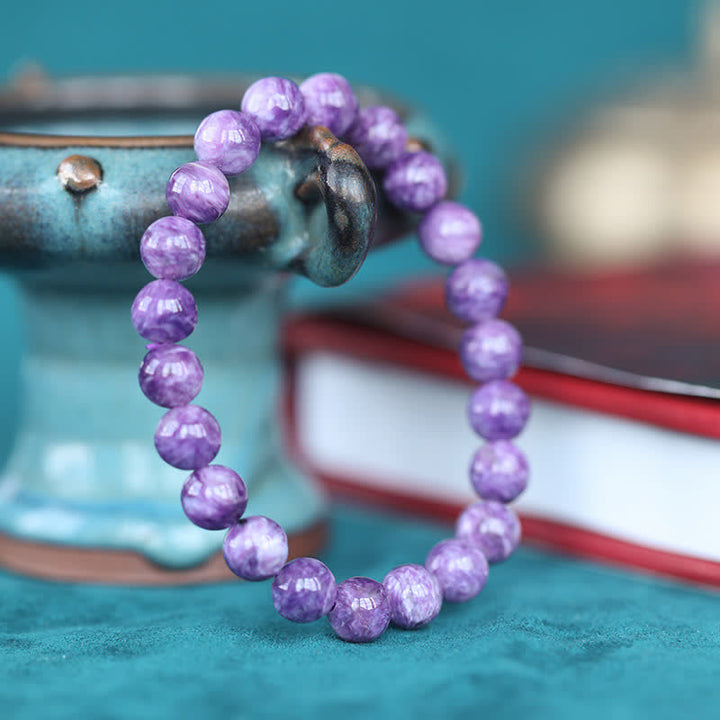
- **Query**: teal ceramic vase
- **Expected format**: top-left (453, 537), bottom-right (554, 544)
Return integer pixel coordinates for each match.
top-left (0, 74), bottom-right (442, 583)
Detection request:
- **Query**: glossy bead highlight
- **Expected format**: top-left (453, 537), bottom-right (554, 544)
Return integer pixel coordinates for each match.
top-left (460, 319), bottom-right (523, 383)
top-left (345, 106), bottom-right (408, 169)
top-left (425, 538), bottom-right (489, 603)
top-left (271, 557), bottom-right (337, 623)
top-left (194, 109), bottom-right (261, 176)
top-left (166, 161), bottom-right (230, 224)
top-left (445, 259), bottom-right (509, 323)
top-left (456, 500), bottom-right (522, 563)
top-left (470, 440), bottom-right (529, 503)
top-left (383, 151), bottom-right (447, 213)
top-left (328, 577), bottom-right (391, 643)
top-left (223, 515), bottom-right (289, 581)
top-left (140, 216), bottom-right (206, 281)
top-left (154, 404), bottom-right (221, 470)
top-left (419, 201), bottom-right (482, 265)
top-left (300, 73), bottom-right (358, 137)
top-left (138, 343), bottom-right (203, 408)
top-left (181, 465), bottom-right (247, 530)
top-left (468, 379), bottom-right (530, 441)
top-left (241, 77), bottom-right (306, 141)
top-left (383, 564), bottom-right (442, 630)
top-left (131, 280), bottom-right (198, 343)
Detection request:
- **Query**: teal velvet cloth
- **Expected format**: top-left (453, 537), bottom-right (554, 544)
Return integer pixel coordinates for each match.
top-left (1, 506), bottom-right (718, 719)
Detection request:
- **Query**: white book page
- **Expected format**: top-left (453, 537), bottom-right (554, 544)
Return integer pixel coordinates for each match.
top-left (296, 352), bottom-right (720, 562)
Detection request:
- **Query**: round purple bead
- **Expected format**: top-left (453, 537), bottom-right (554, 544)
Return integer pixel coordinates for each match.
top-left (468, 379), bottom-right (530, 441)
top-left (138, 343), bottom-right (203, 408)
top-left (194, 109), bottom-right (261, 176)
top-left (456, 500), bottom-right (522, 563)
top-left (382, 564), bottom-right (442, 630)
top-left (271, 557), bottom-right (337, 623)
top-left (300, 73), bottom-right (358, 137)
top-left (425, 539), bottom-right (489, 603)
top-left (383, 151), bottom-right (447, 213)
top-left (181, 464), bottom-right (247, 530)
top-left (223, 515), bottom-right (288, 581)
top-left (166, 161), bottom-right (230, 224)
top-left (418, 201), bottom-right (482, 265)
top-left (241, 77), bottom-right (306, 141)
top-left (131, 280), bottom-right (198, 343)
top-left (445, 259), bottom-right (509, 323)
top-left (328, 577), bottom-right (391, 643)
top-left (345, 106), bottom-right (408, 169)
top-left (460, 319), bottom-right (523, 383)
top-left (154, 404), bottom-right (221, 470)
top-left (470, 440), bottom-right (529, 503)
top-left (140, 216), bottom-right (206, 281)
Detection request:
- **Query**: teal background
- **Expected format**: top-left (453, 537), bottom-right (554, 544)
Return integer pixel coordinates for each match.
top-left (2, 1), bottom-right (719, 716)
top-left (2, 506), bottom-right (720, 719)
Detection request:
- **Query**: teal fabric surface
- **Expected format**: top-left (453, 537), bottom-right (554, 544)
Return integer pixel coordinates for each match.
top-left (1, 505), bottom-right (719, 719)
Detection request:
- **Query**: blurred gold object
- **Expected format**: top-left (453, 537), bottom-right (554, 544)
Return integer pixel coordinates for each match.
top-left (535, 2), bottom-right (720, 267)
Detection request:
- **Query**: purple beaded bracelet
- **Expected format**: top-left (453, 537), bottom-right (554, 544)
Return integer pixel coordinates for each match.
top-left (131, 73), bottom-right (531, 643)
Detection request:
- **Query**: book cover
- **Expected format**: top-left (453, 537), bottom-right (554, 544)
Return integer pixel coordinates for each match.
top-left (282, 260), bottom-right (720, 586)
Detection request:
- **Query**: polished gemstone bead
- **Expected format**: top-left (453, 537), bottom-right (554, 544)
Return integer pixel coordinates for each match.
top-left (456, 500), bottom-right (522, 563)
top-left (345, 106), bottom-right (408, 169)
top-left (154, 404), bottom-right (221, 470)
top-left (131, 279), bottom-right (198, 343)
top-left (470, 440), bottom-right (529, 503)
top-left (418, 201), bottom-right (481, 265)
top-left (181, 464), bottom-right (247, 530)
top-left (300, 72), bottom-right (358, 137)
top-left (460, 319), bottom-right (523, 383)
top-left (382, 563), bottom-right (442, 630)
top-left (193, 109), bottom-right (261, 176)
top-left (140, 216), bottom-right (206, 281)
top-left (166, 161), bottom-right (230, 224)
top-left (383, 151), bottom-right (447, 213)
top-left (468, 379), bottom-right (530, 440)
top-left (138, 343), bottom-right (203, 408)
top-left (328, 577), bottom-right (391, 643)
top-left (425, 538), bottom-right (489, 603)
top-left (223, 515), bottom-right (288, 581)
top-left (241, 77), bottom-right (306, 141)
top-left (445, 259), bottom-right (509, 323)
top-left (271, 557), bottom-right (337, 623)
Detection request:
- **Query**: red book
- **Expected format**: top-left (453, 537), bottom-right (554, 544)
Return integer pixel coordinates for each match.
top-left (282, 261), bottom-right (720, 587)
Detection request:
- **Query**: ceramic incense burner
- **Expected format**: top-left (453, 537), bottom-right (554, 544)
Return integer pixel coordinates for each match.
top-left (0, 73), bottom-right (440, 583)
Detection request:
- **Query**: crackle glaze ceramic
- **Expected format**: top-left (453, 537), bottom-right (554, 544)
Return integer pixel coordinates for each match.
top-left (0, 74), bottom-right (447, 580)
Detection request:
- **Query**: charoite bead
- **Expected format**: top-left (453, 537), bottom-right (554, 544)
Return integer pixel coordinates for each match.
top-left (223, 515), bottom-right (288, 581)
top-left (419, 201), bottom-right (482, 265)
top-left (382, 564), bottom-right (442, 630)
top-left (166, 161), bottom-right (230, 224)
top-left (425, 538), bottom-right (489, 603)
top-left (193, 109), bottom-right (261, 176)
top-left (139, 343), bottom-right (203, 408)
top-left (131, 280), bottom-right (198, 343)
top-left (241, 76), bottom-right (306, 141)
top-left (470, 440), bottom-right (529, 503)
top-left (460, 319), bottom-right (523, 383)
top-left (456, 500), bottom-right (522, 563)
top-left (271, 557), bottom-right (337, 623)
top-left (468, 379), bottom-right (530, 441)
top-left (345, 105), bottom-right (408, 169)
top-left (383, 151), bottom-right (447, 213)
top-left (140, 216), bottom-right (206, 281)
top-left (328, 577), bottom-right (391, 643)
top-left (181, 464), bottom-right (247, 530)
top-left (445, 258), bottom-right (508, 323)
top-left (300, 72), bottom-right (358, 137)
top-left (154, 404), bottom-right (221, 470)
